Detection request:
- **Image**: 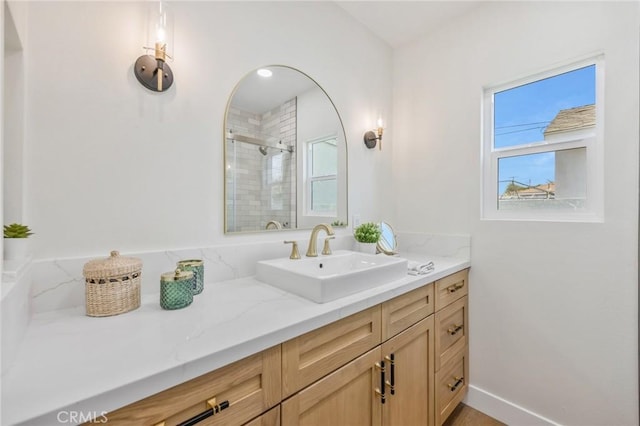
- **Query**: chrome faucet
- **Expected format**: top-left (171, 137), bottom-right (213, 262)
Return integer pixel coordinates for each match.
top-left (306, 223), bottom-right (335, 257)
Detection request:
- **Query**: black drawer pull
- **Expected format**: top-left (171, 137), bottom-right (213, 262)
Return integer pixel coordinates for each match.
top-left (447, 324), bottom-right (464, 335)
top-left (177, 398), bottom-right (229, 426)
top-left (447, 376), bottom-right (464, 392)
top-left (447, 283), bottom-right (464, 293)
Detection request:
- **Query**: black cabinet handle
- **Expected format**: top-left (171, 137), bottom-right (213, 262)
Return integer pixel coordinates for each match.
top-left (447, 283), bottom-right (464, 293)
top-left (384, 353), bottom-right (395, 395)
top-left (177, 399), bottom-right (229, 426)
top-left (447, 376), bottom-right (464, 392)
top-left (447, 324), bottom-right (464, 336)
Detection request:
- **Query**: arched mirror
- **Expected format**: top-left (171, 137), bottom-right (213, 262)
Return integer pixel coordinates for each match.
top-left (377, 222), bottom-right (398, 255)
top-left (224, 66), bottom-right (348, 234)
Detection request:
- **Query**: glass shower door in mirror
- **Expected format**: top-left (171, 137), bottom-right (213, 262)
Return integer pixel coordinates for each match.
top-left (224, 66), bottom-right (347, 233)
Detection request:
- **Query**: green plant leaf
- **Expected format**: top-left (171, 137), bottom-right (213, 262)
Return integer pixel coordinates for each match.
top-left (354, 222), bottom-right (381, 243)
top-left (4, 223), bottom-right (34, 238)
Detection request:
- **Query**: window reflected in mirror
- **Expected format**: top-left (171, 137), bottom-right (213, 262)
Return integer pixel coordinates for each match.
top-left (308, 137), bottom-right (337, 215)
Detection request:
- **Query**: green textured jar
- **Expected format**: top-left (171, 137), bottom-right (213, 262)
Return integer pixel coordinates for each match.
top-left (160, 268), bottom-right (194, 310)
top-left (177, 259), bottom-right (204, 295)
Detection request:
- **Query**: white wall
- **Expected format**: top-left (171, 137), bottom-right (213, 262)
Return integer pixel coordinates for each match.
top-left (393, 2), bottom-right (638, 425)
top-left (3, 0), bottom-right (28, 232)
top-left (22, 1), bottom-right (393, 259)
top-left (555, 148), bottom-right (586, 199)
top-left (3, 1), bottom-right (24, 224)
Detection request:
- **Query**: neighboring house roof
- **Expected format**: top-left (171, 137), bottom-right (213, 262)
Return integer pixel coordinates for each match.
top-left (501, 182), bottom-right (555, 199)
top-left (517, 182), bottom-right (555, 196)
top-left (543, 104), bottom-right (595, 136)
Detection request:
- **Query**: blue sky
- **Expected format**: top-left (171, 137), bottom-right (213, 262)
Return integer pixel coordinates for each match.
top-left (494, 65), bottom-right (595, 193)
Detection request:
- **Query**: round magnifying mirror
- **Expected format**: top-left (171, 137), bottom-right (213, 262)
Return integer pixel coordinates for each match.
top-left (377, 222), bottom-right (398, 255)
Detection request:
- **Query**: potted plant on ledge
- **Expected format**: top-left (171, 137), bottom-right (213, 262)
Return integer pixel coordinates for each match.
top-left (4, 223), bottom-right (34, 260)
top-left (353, 222), bottom-right (381, 254)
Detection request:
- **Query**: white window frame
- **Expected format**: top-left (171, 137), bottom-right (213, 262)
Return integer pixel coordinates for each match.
top-left (305, 135), bottom-right (338, 216)
top-left (481, 55), bottom-right (605, 222)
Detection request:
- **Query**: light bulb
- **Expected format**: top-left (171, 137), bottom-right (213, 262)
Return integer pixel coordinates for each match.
top-left (156, 27), bottom-right (166, 44)
top-left (147, 1), bottom-right (173, 60)
top-left (376, 117), bottom-right (384, 150)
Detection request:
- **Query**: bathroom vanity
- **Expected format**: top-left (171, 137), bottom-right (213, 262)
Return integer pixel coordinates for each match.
top-left (94, 268), bottom-right (469, 426)
top-left (2, 235), bottom-right (470, 426)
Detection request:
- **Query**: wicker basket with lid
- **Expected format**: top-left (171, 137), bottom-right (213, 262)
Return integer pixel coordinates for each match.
top-left (83, 250), bottom-right (142, 317)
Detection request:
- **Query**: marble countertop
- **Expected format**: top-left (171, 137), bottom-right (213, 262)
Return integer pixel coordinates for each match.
top-left (2, 253), bottom-right (470, 426)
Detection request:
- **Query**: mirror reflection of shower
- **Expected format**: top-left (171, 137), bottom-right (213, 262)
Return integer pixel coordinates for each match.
top-left (226, 130), bottom-right (294, 155)
top-left (257, 143), bottom-right (294, 156)
top-left (225, 129), bottom-right (296, 232)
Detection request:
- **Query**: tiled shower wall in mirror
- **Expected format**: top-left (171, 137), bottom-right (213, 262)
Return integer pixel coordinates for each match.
top-left (226, 98), bottom-right (296, 232)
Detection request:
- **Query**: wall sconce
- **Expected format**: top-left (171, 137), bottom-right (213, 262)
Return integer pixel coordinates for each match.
top-left (364, 118), bottom-right (384, 150)
top-left (134, 1), bottom-right (174, 92)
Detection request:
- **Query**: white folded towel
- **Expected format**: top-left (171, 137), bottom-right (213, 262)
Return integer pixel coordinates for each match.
top-left (407, 260), bottom-right (435, 275)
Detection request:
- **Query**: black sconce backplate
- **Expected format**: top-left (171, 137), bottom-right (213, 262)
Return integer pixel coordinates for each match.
top-left (134, 55), bottom-right (174, 92)
top-left (364, 130), bottom-right (378, 149)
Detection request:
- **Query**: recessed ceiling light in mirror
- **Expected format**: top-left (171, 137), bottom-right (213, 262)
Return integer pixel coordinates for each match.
top-left (257, 68), bottom-right (273, 78)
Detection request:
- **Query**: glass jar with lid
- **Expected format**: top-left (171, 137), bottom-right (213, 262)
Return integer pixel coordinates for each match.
top-left (160, 268), bottom-right (194, 310)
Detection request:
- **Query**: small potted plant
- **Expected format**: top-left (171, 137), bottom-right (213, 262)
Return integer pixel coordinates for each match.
top-left (4, 223), bottom-right (34, 260)
top-left (353, 222), bottom-right (381, 254)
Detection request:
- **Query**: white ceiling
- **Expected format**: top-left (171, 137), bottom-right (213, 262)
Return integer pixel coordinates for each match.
top-left (335, 1), bottom-right (483, 48)
top-left (231, 66), bottom-right (317, 114)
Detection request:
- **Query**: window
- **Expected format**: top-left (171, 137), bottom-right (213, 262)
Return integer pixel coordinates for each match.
top-left (306, 136), bottom-right (337, 215)
top-left (482, 56), bottom-right (604, 221)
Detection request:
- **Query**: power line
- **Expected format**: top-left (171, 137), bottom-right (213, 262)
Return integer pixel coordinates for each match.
top-left (495, 125), bottom-right (547, 136)
top-left (495, 121), bottom-right (551, 130)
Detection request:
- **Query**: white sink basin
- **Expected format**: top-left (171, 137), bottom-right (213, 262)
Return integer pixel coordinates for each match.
top-left (256, 250), bottom-right (408, 303)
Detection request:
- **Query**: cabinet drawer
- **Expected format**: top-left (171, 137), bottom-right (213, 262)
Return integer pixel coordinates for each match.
top-left (102, 346), bottom-right (281, 426)
top-left (381, 283), bottom-right (434, 340)
top-left (434, 346), bottom-right (468, 425)
top-left (434, 269), bottom-right (468, 311)
top-left (282, 305), bottom-right (381, 398)
top-left (434, 296), bottom-right (468, 370)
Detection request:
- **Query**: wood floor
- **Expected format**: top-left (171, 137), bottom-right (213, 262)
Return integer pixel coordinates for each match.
top-left (443, 403), bottom-right (506, 426)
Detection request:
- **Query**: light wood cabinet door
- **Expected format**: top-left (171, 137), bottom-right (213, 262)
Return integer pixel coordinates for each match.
top-left (381, 316), bottom-right (435, 426)
top-left (242, 406), bottom-right (280, 426)
top-left (434, 296), bottom-right (468, 371)
top-left (102, 346), bottom-right (281, 426)
top-left (434, 269), bottom-right (468, 311)
top-left (381, 283), bottom-right (434, 341)
top-left (281, 347), bottom-right (383, 426)
top-left (282, 305), bottom-right (381, 397)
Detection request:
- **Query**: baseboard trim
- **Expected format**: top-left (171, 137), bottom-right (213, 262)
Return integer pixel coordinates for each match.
top-left (464, 385), bottom-right (561, 426)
